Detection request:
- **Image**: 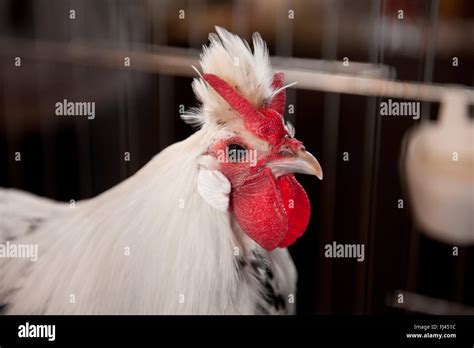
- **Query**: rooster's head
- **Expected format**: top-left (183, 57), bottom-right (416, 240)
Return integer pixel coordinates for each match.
top-left (182, 27), bottom-right (322, 251)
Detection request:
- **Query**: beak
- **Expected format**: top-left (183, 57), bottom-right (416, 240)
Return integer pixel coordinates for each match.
top-left (267, 150), bottom-right (323, 180)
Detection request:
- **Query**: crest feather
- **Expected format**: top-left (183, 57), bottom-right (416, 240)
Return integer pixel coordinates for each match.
top-left (181, 27), bottom-right (274, 128)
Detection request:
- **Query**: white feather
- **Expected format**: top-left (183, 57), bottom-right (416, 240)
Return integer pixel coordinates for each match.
top-left (0, 189), bottom-right (69, 241)
top-left (285, 120), bottom-right (296, 138)
top-left (197, 155), bottom-right (231, 212)
top-left (269, 81), bottom-right (297, 100)
top-left (182, 26), bottom-right (274, 128)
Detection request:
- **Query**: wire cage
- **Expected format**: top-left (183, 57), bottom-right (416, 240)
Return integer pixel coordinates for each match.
top-left (0, 0), bottom-right (473, 315)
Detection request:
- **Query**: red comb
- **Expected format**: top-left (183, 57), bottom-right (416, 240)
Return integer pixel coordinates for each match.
top-left (267, 72), bottom-right (286, 115)
top-left (203, 73), bottom-right (287, 145)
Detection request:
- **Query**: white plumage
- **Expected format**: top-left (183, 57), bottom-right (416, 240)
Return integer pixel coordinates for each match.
top-left (0, 27), bottom-right (297, 314)
top-left (182, 27), bottom-right (274, 128)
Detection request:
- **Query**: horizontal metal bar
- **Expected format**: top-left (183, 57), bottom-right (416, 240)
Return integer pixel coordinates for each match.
top-left (284, 68), bottom-right (474, 103)
top-left (1, 37), bottom-right (473, 103)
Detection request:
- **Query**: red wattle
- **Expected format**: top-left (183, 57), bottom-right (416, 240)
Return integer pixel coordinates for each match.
top-left (277, 175), bottom-right (311, 248)
top-left (231, 170), bottom-right (311, 251)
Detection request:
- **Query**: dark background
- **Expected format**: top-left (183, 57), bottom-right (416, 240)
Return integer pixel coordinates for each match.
top-left (0, 0), bottom-right (473, 314)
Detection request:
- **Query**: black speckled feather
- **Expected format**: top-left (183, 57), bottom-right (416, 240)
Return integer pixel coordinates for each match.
top-left (237, 249), bottom-right (289, 314)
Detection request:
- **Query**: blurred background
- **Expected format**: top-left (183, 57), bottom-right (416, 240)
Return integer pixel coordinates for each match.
top-left (0, 0), bottom-right (473, 314)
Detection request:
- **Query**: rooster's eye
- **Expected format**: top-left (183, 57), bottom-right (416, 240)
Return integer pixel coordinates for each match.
top-left (226, 143), bottom-right (247, 163)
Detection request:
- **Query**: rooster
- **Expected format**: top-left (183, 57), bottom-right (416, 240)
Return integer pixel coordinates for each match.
top-left (0, 27), bottom-right (322, 314)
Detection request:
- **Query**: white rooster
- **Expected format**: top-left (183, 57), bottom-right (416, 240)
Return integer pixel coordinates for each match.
top-left (0, 27), bottom-right (322, 314)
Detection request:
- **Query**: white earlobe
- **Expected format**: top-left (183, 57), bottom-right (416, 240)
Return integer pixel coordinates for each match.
top-left (197, 156), bottom-right (231, 212)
